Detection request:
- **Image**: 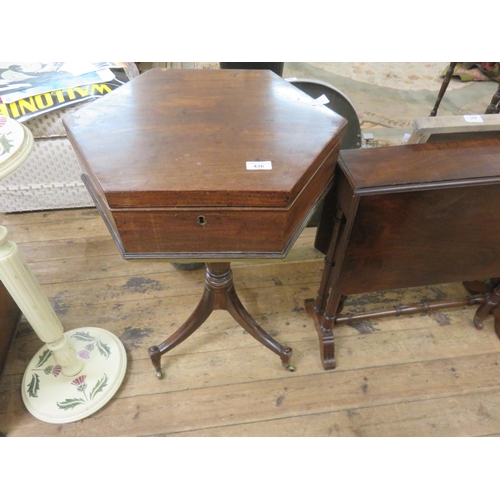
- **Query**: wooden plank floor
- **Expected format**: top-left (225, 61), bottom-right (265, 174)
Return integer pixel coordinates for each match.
top-left (2, 207), bottom-right (500, 437)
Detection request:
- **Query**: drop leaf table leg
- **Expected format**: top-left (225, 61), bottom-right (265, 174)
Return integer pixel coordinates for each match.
top-left (474, 284), bottom-right (500, 338)
top-left (485, 82), bottom-right (500, 114)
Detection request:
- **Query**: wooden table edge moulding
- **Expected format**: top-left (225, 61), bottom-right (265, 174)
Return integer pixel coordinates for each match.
top-left (63, 69), bottom-right (347, 379)
top-left (305, 137), bottom-right (500, 370)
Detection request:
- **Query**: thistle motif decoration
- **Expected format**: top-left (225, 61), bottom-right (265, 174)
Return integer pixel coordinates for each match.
top-left (25, 330), bottom-right (112, 411)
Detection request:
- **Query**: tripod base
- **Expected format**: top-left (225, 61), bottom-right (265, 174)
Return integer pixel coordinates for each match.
top-left (148, 262), bottom-right (294, 379)
top-left (21, 327), bottom-right (127, 424)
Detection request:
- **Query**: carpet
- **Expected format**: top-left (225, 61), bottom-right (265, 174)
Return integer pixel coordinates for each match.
top-left (283, 62), bottom-right (500, 145)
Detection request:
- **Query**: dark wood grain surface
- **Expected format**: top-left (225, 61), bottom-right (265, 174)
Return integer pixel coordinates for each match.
top-left (337, 178), bottom-right (500, 293)
top-left (64, 69), bottom-right (346, 209)
top-left (340, 137), bottom-right (500, 192)
top-left (65, 69), bottom-right (347, 258)
top-left (317, 138), bottom-right (500, 294)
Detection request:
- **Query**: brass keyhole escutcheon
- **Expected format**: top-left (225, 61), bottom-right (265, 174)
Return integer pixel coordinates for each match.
top-left (198, 215), bottom-right (207, 226)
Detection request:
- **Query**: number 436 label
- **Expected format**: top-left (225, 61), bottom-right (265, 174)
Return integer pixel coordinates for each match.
top-left (246, 161), bottom-right (272, 170)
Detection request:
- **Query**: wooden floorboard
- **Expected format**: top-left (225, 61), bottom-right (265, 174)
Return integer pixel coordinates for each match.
top-left (1, 208), bottom-right (500, 437)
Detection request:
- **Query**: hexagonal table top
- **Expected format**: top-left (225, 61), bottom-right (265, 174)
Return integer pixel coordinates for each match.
top-left (63, 69), bottom-right (346, 210)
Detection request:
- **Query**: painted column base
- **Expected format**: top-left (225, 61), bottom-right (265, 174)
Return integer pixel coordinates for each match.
top-left (21, 327), bottom-right (127, 424)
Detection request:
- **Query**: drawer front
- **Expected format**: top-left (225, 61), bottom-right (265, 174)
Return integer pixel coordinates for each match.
top-left (113, 208), bottom-right (288, 258)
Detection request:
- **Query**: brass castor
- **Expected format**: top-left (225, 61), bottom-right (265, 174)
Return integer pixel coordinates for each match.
top-left (280, 346), bottom-right (294, 372)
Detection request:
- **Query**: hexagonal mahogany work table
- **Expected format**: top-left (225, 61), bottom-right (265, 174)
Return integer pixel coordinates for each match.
top-left (63, 69), bottom-right (347, 379)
